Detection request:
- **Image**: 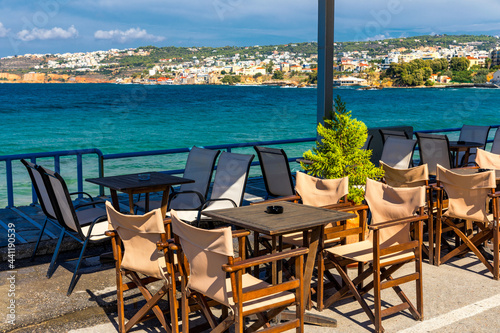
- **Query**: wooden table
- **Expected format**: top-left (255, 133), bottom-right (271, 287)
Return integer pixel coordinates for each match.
top-left (448, 141), bottom-right (483, 167)
top-left (202, 201), bottom-right (356, 305)
top-left (450, 167), bottom-right (500, 180)
top-left (86, 172), bottom-right (194, 216)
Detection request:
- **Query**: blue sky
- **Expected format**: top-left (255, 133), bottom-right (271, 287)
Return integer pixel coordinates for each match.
top-left (1, 0), bottom-right (500, 58)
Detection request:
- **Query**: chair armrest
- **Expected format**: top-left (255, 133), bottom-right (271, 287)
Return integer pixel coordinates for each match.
top-left (105, 230), bottom-right (117, 237)
top-left (320, 202), bottom-right (353, 210)
top-left (222, 247), bottom-right (309, 272)
top-left (169, 190), bottom-right (205, 205)
top-left (201, 198), bottom-right (237, 211)
top-left (232, 229), bottom-right (251, 238)
top-left (250, 195), bottom-right (301, 205)
top-left (368, 214), bottom-right (428, 231)
top-left (488, 191), bottom-right (500, 198)
top-left (156, 239), bottom-right (174, 250)
top-left (69, 191), bottom-right (95, 201)
top-left (74, 200), bottom-right (107, 210)
top-left (333, 204), bottom-right (369, 213)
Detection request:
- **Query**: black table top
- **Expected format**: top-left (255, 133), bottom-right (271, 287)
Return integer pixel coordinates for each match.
top-left (202, 201), bottom-right (356, 236)
top-left (86, 172), bottom-right (194, 191)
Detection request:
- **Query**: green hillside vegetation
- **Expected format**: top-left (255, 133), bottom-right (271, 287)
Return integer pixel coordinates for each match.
top-left (336, 34), bottom-right (499, 56)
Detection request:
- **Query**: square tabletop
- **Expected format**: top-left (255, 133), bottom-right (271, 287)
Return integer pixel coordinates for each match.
top-left (202, 201), bottom-right (356, 235)
top-left (449, 167), bottom-right (500, 180)
top-left (86, 172), bottom-right (194, 192)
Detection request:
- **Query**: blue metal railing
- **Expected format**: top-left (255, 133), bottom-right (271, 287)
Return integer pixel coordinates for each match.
top-left (1, 138), bottom-right (315, 208)
top-left (0, 149), bottom-right (104, 208)
top-left (2, 126), bottom-right (500, 208)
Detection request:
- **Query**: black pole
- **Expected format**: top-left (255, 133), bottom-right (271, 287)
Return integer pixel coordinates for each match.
top-left (317, 0), bottom-right (334, 126)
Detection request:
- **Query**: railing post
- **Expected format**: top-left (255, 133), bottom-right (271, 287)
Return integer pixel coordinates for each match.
top-left (30, 157), bottom-right (38, 205)
top-left (99, 154), bottom-right (104, 196)
top-left (77, 154), bottom-right (83, 199)
top-left (54, 155), bottom-right (61, 174)
top-left (6, 159), bottom-right (14, 208)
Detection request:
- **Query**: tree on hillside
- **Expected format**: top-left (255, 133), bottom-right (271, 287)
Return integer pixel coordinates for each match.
top-left (272, 70), bottom-right (284, 80)
top-left (485, 57), bottom-right (492, 69)
top-left (383, 59), bottom-right (433, 86)
top-left (266, 61), bottom-right (274, 74)
top-left (452, 70), bottom-right (472, 83)
top-left (450, 57), bottom-right (470, 72)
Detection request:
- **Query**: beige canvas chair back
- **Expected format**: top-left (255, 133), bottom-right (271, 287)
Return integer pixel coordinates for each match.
top-left (106, 202), bottom-right (168, 280)
top-left (171, 209), bottom-right (234, 307)
top-left (295, 172), bottom-right (348, 207)
top-left (436, 164), bottom-right (495, 223)
top-left (365, 178), bottom-right (425, 247)
top-left (380, 136), bottom-right (416, 169)
top-left (475, 148), bottom-right (500, 169)
top-left (380, 161), bottom-right (428, 188)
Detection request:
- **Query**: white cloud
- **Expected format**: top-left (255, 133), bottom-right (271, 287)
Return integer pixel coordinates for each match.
top-left (0, 22), bottom-right (10, 37)
top-left (16, 25), bottom-right (78, 42)
top-left (94, 27), bottom-right (164, 43)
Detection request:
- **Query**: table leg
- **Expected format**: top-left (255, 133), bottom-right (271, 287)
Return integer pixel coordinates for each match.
top-left (463, 148), bottom-right (471, 167)
top-left (127, 193), bottom-right (135, 214)
top-left (160, 187), bottom-right (171, 218)
top-left (253, 231), bottom-right (260, 278)
top-left (304, 227), bottom-right (321, 303)
top-left (110, 189), bottom-right (120, 211)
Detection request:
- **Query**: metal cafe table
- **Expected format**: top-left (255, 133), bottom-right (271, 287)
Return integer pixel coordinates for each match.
top-left (203, 201), bottom-right (356, 326)
top-left (86, 172), bottom-right (194, 216)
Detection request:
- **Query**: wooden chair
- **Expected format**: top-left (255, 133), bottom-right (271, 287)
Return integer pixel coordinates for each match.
top-left (380, 136), bottom-right (417, 169)
top-left (134, 146), bottom-right (220, 213)
top-left (105, 202), bottom-right (178, 333)
top-left (434, 165), bottom-right (499, 280)
top-left (254, 146), bottom-right (295, 199)
top-left (253, 171), bottom-right (367, 311)
top-left (476, 148), bottom-right (500, 169)
top-left (323, 179), bottom-right (427, 333)
top-left (170, 209), bottom-right (308, 333)
top-left (380, 162), bottom-right (436, 264)
top-left (37, 164), bottom-right (109, 295)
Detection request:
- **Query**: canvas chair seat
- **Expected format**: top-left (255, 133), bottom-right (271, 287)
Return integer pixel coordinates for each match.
top-left (225, 273), bottom-right (296, 313)
top-left (326, 240), bottom-right (415, 264)
top-left (79, 220), bottom-right (110, 241)
top-left (76, 207), bottom-right (106, 225)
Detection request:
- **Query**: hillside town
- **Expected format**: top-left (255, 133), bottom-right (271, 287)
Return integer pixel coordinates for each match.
top-left (1, 35), bottom-right (500, 87)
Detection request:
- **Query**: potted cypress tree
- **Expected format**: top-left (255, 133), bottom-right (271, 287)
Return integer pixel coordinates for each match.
top-left (301, 95), bottom-right (384, 205)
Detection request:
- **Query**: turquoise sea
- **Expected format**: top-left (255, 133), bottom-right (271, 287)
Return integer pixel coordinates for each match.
top-left (1, 83), bottom-right (500, 206)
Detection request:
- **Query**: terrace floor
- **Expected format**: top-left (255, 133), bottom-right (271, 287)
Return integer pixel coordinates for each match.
top-left (1, 177), bottom-right (500, 332)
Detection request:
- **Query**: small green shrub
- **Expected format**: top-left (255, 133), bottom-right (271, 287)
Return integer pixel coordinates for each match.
top-left (302, 96), bottom-right (384, 204)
